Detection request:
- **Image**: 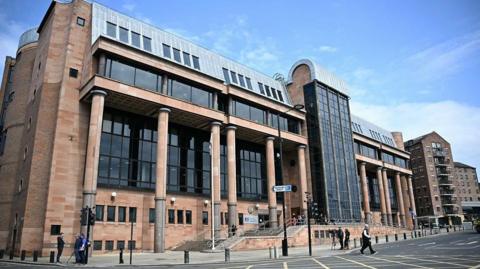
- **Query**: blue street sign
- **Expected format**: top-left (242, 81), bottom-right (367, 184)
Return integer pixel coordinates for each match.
top-left (273, 185), bottom-right (292, 192)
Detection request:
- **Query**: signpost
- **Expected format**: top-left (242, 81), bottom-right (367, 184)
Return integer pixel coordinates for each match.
top-left (243, 215), bottom-right (259, 224)
top-left (273, 185), bottom-right (293, 193)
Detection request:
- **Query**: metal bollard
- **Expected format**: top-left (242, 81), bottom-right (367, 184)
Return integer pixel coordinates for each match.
top-left (385, 235), bottom-right (389, 242)
top-left (395, 234), bottom-right (398, 241)
top-left (273, 246), bottom-right (278, 259)
top-left (21, 250), bottom-right (26, 261)
top-left (184, 250), bottom-right (189, 264)
top-left (375, 236), bottom-right (378, 244)
top-left (225, 248), bottom-right (230, 263)
top-left (33, 251), bottom-right (38, 262)
top-left (119, 248), bottom-right (124, 264)
top-left (403, 233), bottom-right (407, 240)
top-left (49, 251), bottom-right (55, 263)
top-left (354, 238), bottom-right (357, 248)
top-left (0, 249), bottom-right (4, 259)
top-left (269, 247), bottom-right (273, 259)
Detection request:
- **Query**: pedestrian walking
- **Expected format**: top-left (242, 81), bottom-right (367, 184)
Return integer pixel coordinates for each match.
top-left (56, 232), bottom-right (65, 263)
top-left (74, 234), bottom-right (82, 264)
top-left (79, 233), bottom-right (88, 264)
top-left (337, 227), bottom-right (344, 250)
top-left (344, 229), bottom-right (350, 250)
top-left (360, 224), bottom-right (377, 255)
top-left (330, 230), bottom-right (337, 250)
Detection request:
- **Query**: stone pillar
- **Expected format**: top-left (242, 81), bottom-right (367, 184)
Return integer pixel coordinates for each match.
top-left (211, 121), bottom-right (222, 238)
top-left (401, 175), bottom-right (413, 229)
top-left (359, 162), bottom-right (371, 224)
top-left (377, 167), bottom-right (387, 225)
top-left (407, 176), bottom-right (418, 229)
top-left (82, 90), bottom-right (107, 209)
top-left (382, 168), bottom-right (393, 226)
top-left (395, 172), bottom-right (406, 227)
top-left (154, 107), bottom-right (170, 253)
top-left (266, 137), bottom-right (278, 228)
top-left (297, 145), bottom-right (308, 217)
top-left (226, 126), bottom-right (237, 236)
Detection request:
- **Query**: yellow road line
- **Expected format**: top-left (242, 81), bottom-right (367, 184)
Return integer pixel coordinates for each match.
top-left (283, 261), bottom-right (288, 269)
top-left (336, 256), bottom-right (377, 269)
top-left (365, 255), bottom-right (432, 268)
top-left (311, 258), bottom-right (330, 269)
top-left (397, 255), bottom-right (470, 268)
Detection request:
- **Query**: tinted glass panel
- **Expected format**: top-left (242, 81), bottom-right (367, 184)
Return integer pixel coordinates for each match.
top-left (135, 68), bottom-right (158, 91)
top-left (246, 77), bottom-right (253, 90)
top-left (129, 207), bottom-right (137, 222)
top-left (95, 205), bottom-right (104, 221)
top-left (168, 209), bottom-right (175, 224)
top-left (264, 85), bottom-right (272, 97)
top-left (186, 210), bottom-right (192, 224)
top-left (163, 44), bottom-right (171, 58)
top-left (277, 90), bottom-right (284, 102)
top-left (119, 27), bottom-right (128, 43)
top-left (118, 207), bottom-right (126, 222)
top-left (131, 32), bottom-right (140, 47)
top-left (234, 101), bottom-right (250, 119)
top-left (258, 83), bottom-right (265, 95)
top-left (230, 71), bottom-right (238, 84)
top-left (143, 36), bottom-right (151, 51)
top-left (270, 87), bottom-right (278, 99)
top-left (222, 68), bottom-right (230, 84)
top-left (106, 22), bottom-right (116, 38)
top-left (107, 206), bottom-right (115, 221)
top-left (250, 106), bottom-right (265, 124)
top-left (191, 86), bottom-right (211, 107)
top-left (149, 208), bottom-right (155, 223)
top-left (183, 52), bottom-right (191, 66)
top-left (110, 60), bottom-right (135, 85)
top-left (238, 75), bottom-right (246, 87)
top-left (192, 56), bottom-right (200, 70)
top-left (173, 48), bottom-right (181, 62)
top-left (169, 79), bottom-right (190, 101)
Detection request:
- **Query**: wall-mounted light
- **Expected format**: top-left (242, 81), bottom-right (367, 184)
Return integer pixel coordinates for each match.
top-left (255, 203), bottom-right (260, 209)
top-left (204, 200), bottom-right (209, 206)
top-left (111, 192), bottom-right (117, 202)
top-left (170, 197), bottom-right (176, 205)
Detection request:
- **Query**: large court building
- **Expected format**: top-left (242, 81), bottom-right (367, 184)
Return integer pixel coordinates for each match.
top-left (0, 0), bottom-right (414, 255)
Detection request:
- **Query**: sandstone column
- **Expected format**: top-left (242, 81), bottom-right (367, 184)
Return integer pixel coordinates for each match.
top-left (359, 162), bottom-right (371, 224)
top-left (154, 107), bottom-right (170, 253)
top-left (407, 176), bottom-right (418, 229)
top-left (211, 121), bottom-right (222, 238)
top-left (266, 137), bottom-right (278, 228)
top-left (82, 90), bottom-right (107, 209)
top-left (226, 126), bottom-right (237, 236)
top-left (395, 172), bottom-right (406, 227)
top-left (382, 168), bottom-right (393, 226)
top-left (377, 167), bottom-right (387, 225)
top-left (401, 175), bottom-right (413, 229)
top-left (297, 145), bottom-right (308, 217)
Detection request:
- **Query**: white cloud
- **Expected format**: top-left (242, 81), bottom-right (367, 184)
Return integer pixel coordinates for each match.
top-left (406, 30), bottom-right (480, 81)
top-left (317, 45), bottom-right (338, 53)
top-left (351, 100), bottom-right (480, 171)
top-left (0, 12), bottom-right (27, 77)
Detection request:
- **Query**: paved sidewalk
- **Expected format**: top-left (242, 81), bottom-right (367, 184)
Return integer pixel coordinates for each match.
top-left (0, 229), bottom-right (464, 267)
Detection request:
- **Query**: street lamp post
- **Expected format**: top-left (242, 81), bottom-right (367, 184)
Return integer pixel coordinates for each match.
top-left (275, 104), bottom-right (304, 257)
top-left (306, 193), bottom-right (313, 256)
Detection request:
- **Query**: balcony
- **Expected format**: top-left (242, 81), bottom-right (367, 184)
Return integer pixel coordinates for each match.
top-left (444, 208), bottom-right (458, 215)
top-left (439, 190), bottom-right (455, 196)
top-left (434, 160), bottom-right (448, 167)
top-left (433, 148), bottom-right (447, 157)
top-left (438, 179), bottom-right (453, 186)
top-left (441, 197), bottom-right (457, 206)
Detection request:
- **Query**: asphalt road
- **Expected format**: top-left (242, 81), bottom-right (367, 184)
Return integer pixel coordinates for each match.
top-left (1, 230), bottom-right (479, 268)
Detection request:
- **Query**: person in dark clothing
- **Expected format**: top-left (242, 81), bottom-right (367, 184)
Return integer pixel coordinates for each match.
top-left (56, 232), bottom-right (65, 263)
top-left (337, 227), bottom-right (344, 250)
top-left (360, 224), bottom-right (377, 255)
top-left (231, 225), bottom-right (237, 236)
top-left (74, 234), bottom-right (82, 264)
top-left (344, 229), bottom-right (350, 250)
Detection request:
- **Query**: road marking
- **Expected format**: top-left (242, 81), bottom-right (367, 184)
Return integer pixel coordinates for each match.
top-left (466, 241), bottom-right (478, 245)
top-left (432, 255), bottom-right (480, 263)
top-left (336, 256), bottom-right (377, 269)
top-left (365, 255), bottom-right (433, 268)
top-left (245, 266), bottom-right (252, 269)
top-left (283, 261), bottom-right (288, 269)
top-left (311, 258), bottom-right (330, 269)
top-left (471, 264), bottom-right (480, 269)
top-left (397, 255), bottom-right (471, 268)
top-left (418, 242), bottom-right (436, 246)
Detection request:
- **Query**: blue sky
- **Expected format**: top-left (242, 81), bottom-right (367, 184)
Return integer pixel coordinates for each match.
top-left (1, 0), bottom-right (479, 171)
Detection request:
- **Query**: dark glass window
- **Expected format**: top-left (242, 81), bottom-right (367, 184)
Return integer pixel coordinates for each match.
top-left (264, 85), bottom-right (272, 97)
top-left (167, 78), bottom-right (212, 108)
top-left (129, 207), bottom-right (137, 223)
top-left (119, 27), bottom-right (129, 43)
top-left (382, 152), bottom-right (395, 164)
top-left (104, 57), bottom-right (162, 92)
top-left (117, 240), bottom-right (125, 250)
top-left (106, 22), bottom-right (116, 38)
top-left (177, 210), bottom-right (184, 224)
top-left (50, 225), bottom-right (61, 235)
top-left (192, 56), bottom-right (200, 70)
top-left (93, 241), bottom-right (102, 250)
top-left (131, 32), bottom-right (141, 47)
top-left (186, 210), bottom-right (192, 224)
top-left (230, 71), bottom-right (238, 84)
top-left (128, 241), bottom-right (136, 250)
top-left (77, 17), bottom-right (85, 27)
top-left (105, 240), bottom-right (114, 251)
top-left (202, 211), bottom-right (208, 225)
top-left (143, 36), bottom-right (152, 52)
top-left (238, 74), bottom-right (246, 87)
top-left (118, 206), bottom-right (126, 222)
top-left (232, 100), bottom-right (265, 124)
top-left (182, 52), bottom-right (191, 66)
top-left (238, 213), bottom-right (244, 225)
top-left (258, 83), bottom-right (265, 95)
top-left (237, 141), bottom-right (266, 200)
top-left (95, 205), bottom-right (104, 221)
top-left (163, 44), bottom-right (171, 58)
top-left (222, 68), bottom-right (230, 84)
top-left (168, 209), bottom-right (175, 224)
top-left (149, 208), bottom-right (155, 223)
top-left (173, 48), bottom-right (181, 62)
top-left (245, 77), bottom-right (253, 90)
top-left (270, 87), bottom-right (278, 99)
top-left (107, 206), bottom-right (115, 222)
top-left (69, 68), bottom-right (78, 78)
top-left (277, 90), bottom-right (284, 102)
top-left (135, 68), bottom-right (158, 91)
top-left (108, 59), bottom-right (135, 85)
